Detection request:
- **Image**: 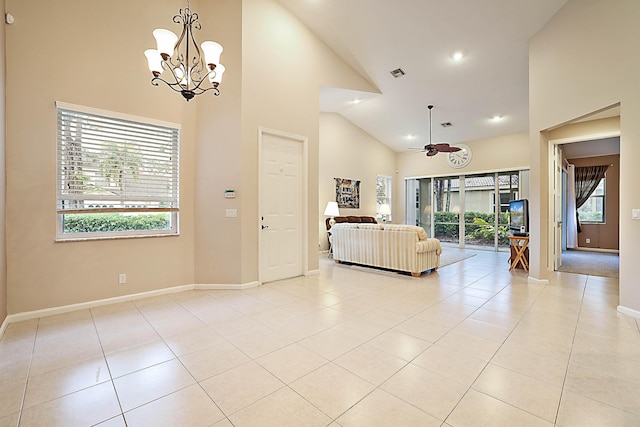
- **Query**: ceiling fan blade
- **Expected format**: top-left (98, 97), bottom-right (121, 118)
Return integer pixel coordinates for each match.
top-left (426, 150), bottom-right (438, 157)
top-left (438, 146), bottom-right (462, 152)
top-left (431, 143), bottom-right (451, 150)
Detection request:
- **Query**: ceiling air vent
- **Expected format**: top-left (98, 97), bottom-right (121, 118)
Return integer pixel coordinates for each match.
top-left (390, 68), bottom-right (405, 78)
top-left (441, 122), bottom-right (453, 128)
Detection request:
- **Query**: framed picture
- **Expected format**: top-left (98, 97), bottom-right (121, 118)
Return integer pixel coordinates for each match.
top-left (335, 178), bottom-right (360, 208)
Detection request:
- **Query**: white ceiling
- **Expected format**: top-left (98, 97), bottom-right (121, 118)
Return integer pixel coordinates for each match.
top-left (276, 0), bottom-right (569, 153)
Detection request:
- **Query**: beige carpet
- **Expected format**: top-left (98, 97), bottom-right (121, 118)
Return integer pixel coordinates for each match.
top-left (439, 250), bottom-right (477, 268)
top-left (557, 250), bottom-right (619, 278)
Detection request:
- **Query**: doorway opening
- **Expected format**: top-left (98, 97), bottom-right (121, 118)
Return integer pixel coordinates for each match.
top-left (547, 104), bottom-right (620, 277)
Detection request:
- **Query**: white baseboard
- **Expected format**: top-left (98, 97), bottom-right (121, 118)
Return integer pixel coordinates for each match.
top-left (5, 284), bottom-right (195, 325)
top-left (0, 280), bottom-right (262, 339)
top-left (528, 276), bottom-right (550, 285)
top-left (574, 247), bottom-right (619, 254)
top-left (0, 316), bottom-right (9, 341)
top-left (195, 281), bottom-right (260, 290)
top-left (306, 269), bottom-right (320, 276)
top-left (617, 305), bottom-right (640, 319)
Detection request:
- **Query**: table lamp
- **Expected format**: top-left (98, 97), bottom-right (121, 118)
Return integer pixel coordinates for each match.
top-left (324, 201), bottom-right (340, 227)
top-left (379, 203), bottom-right (391, 222)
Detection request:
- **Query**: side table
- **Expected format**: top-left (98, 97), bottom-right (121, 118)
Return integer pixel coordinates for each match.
top-left (508, 235), bottom-right (529, 272)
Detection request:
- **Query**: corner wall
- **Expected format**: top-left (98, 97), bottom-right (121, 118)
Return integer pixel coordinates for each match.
top-left (5, 0), bottom-right (196, 314)
top-left (0, 0), bottom-right (7, 325)
top-left (318, 113), bottom-right (396, 251)
top-left (240, 0), bottom-right (378, 280)
top-left (529, 0), bottom-right (640, 312)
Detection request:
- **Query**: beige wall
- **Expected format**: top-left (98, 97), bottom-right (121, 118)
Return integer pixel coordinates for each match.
top-left (396, 132), bottom-right (530, 222)
top-left (530, 0), bottom-right (640, 312)
top-left (567, 155), bottom-right (619, 250)
top-left (4, 0), bottom-right (378, 315)
top-left (0, 0), bottom-right (7, 324)
top-left (193, 0), bottom-right (243, 285)
top-left (5, 0), bottom-right (197, 313)
top-left (318, 113), bottom-right (397, 251)
top-left (241, 0), bottom-right (378, 276)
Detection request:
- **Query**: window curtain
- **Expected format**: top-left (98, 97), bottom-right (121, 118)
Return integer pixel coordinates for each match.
top-left (574, 164), bottom-right (609, 232)
top-left (566, 164), bottom-right (578, 248)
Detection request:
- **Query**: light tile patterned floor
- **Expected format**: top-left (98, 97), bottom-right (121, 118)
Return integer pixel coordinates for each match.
top-left (1, 249), bottom-right (639, 426)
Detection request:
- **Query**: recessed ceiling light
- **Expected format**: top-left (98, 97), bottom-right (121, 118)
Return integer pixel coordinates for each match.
top-left (490, 115), bottom-right (504, 122)
top-left (406, 134), bottom-right (416, 140)
top-left (452, 51), bottom-right (465, 61)
top-left (351, 98), bottom-right (362, 104)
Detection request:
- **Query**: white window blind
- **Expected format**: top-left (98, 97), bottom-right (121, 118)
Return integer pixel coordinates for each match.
top-left (56, 104), bottom-right (180, 215)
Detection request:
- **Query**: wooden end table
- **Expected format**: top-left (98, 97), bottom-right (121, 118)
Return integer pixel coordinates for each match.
top-left (508, 235), bottom-right (529, 272)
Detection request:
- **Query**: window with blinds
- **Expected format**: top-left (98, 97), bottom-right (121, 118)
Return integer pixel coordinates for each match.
top-left (56, 102), bottom-right (180, 239)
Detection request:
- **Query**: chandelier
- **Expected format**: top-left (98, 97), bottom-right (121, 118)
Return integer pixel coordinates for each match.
top-left (144, 0), bottom-right (225, 101)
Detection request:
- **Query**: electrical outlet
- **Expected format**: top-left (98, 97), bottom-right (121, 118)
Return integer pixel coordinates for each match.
top-left (118, 273), bottom-right (127, 284)
top-left (585, 238), bottom-right (591, 244)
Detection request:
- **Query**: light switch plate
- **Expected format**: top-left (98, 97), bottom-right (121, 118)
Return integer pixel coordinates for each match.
top-left (633, 209), bottom-right (640, 220)
top-left (226, 209), bottom-right (238, 218)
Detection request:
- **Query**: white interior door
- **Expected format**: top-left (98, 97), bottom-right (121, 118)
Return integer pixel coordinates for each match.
top-left (259, 129), bottom-right (304, 283)
top-left (551, 144), bottom-right (563, 270)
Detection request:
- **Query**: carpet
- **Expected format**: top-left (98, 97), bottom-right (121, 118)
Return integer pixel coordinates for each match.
top-left (439, 250), bottom-right (477, 268)
top-left (557, 250), bottom-right (619, 278)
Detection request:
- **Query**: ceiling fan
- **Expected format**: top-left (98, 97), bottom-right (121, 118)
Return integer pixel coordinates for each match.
top-left (411, 105), bottom-right (461, 157)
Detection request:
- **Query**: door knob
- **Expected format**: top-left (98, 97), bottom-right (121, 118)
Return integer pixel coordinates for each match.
top-left (261, 225), bottom-right (269, 229)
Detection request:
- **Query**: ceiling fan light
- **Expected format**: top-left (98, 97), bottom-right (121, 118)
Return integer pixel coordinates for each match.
top-left (153, 28), bottom-right (178, 58)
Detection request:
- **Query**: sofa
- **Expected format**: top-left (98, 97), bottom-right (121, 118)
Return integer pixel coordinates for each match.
top-left (329, 223), bottom-right (442, 276)
top-left (325, 215), bottom-right (377, 230)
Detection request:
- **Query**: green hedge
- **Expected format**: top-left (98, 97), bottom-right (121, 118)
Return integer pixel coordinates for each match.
top-left (63, 213), bottom-right (170, 233)
top-left (434, 211), bottom-right (510, 245)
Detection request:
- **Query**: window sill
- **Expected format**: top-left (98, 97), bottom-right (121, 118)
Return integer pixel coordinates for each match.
top-left (55, 233), bottom-right (179, 243)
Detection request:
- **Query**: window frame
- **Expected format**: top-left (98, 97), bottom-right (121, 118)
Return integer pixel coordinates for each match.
top-left (578, 177), bottom-right (606, 224)
top-left (376, 175), bottom-right (393, 222)
top-left (55, 102), bottom-right (181, 241)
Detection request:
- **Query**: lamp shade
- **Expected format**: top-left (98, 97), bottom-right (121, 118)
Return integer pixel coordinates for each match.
top-left (153, 28), bottom-right (178, 57)
top-left (201, 41), bottom-right (224, 67)
top-left (144, 49), bottom-right (163, 75)
top-left (323, 201), bottom-right (340, 217)
top-left (379, 203), bottom-right (391, 216)
top-left (209, 64), bottom-right (225, 85)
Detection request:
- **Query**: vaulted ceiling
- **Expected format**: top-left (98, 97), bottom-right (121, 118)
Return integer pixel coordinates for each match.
top-left (277, 0), bottom-right (569, 153)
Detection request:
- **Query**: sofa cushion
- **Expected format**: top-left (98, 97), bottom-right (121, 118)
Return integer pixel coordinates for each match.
top-left (358, 223), bottom-right (385, 230)
top-left (382, 224), bottom-right (428, 241)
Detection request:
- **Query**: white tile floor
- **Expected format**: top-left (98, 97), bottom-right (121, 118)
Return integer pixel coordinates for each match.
top-left (1, 249), bottom-right (639, 426)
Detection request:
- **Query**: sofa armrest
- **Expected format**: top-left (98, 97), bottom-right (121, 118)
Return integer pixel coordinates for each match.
top-left (416, 238), bottom-right (442, 255)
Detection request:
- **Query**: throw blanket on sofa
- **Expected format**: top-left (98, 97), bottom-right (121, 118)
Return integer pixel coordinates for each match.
top-left (330, 223), bottom-right (442, 276)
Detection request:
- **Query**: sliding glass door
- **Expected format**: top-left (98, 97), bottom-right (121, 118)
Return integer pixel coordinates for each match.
top-left (433, 177), bottom-right (460, 244)
top-left (407, 170), bottom-right (528, 251)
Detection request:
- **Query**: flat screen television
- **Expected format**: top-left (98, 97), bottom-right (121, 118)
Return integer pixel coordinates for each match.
top-left (509, 199), bottom-right (529, 236)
